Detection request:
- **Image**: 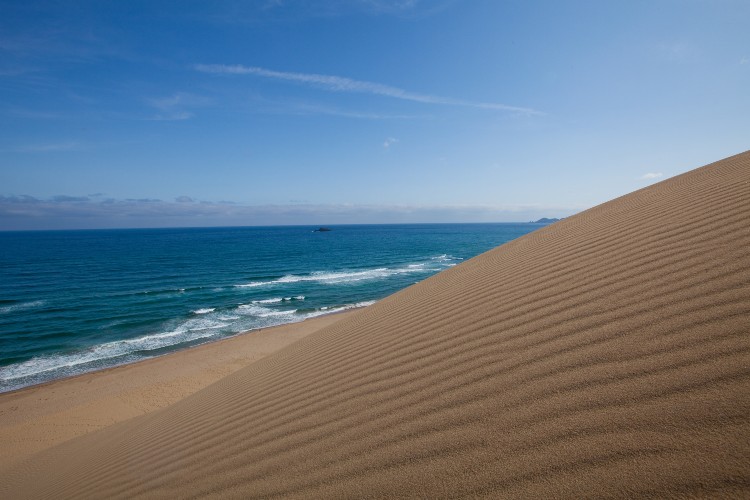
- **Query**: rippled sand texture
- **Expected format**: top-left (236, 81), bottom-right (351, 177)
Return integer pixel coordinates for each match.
top-left (3, 151), bottom-right (749, 498)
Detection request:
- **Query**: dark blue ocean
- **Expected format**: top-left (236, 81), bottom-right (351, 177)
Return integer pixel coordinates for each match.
top-left (0, 223), bottom-right (541, 392)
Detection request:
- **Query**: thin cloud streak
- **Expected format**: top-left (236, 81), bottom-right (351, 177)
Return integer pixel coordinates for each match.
top-left (145, 92), bottom-right (211, 121)
top-left (194, 64), bottom-right (542, 115)
top-left (147, 111), bottom-right (193, 121)
top-left (2, 141), bottom-right (84, 153)
top-left (640, 172), bottom-right (663, 180)
top-left (287, 102), bottom-right (421, 120)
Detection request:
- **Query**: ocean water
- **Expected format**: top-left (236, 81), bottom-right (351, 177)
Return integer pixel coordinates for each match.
top-left (0, 223), bottom-right (541, 392)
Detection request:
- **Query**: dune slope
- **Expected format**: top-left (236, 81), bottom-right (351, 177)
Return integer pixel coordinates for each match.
top-left (3, 151), bottom-right (750, 498)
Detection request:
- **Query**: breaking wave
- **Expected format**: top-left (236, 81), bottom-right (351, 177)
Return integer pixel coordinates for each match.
top-left (235, 256), bottom-right (459, 289)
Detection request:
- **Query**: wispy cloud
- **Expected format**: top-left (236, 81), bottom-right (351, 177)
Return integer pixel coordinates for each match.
top-left (263, 0), bottom-right (285, 10)
top-left (357, 0), bottom-right (452, 17)
top-left (286, 102), bottom-right (421, 120)
top-left (362, 0), bottom-right (419, 11)
top-left (383, 137), bottom-right (398, 149)
top-left (146, 92), bottom-right (211, 121)
top-left (640, 172), bottom-right (663, 180)
top-left (0, 195), bottom-right (577, 230)
top-left (208, 0), bottom-right (453, 23)
top-left (656, 41), bottom-right (701, 63)
top-left (0, 67), bottom-right (38, 77)
top-left (148, 93), bottom-right (210, 110)
top-left (148, 111), bottom-right (193, 121)
top-left (194, 64), bottom-right (541, 115)
top-left (3, 141), bottom-right (84, 153)
top-left (5, 108), bottom-right (64, 120)
top-left (52, 195), bottom-right (90, 202)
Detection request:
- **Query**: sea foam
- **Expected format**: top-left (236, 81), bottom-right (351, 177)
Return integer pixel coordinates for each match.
top-left (0, 316), bottom-right (229, 383)
top-left (0, 300), bottom-right (46, 315)
top-left (193, 308), bottom-right (216, 315)
top-left (234, 262), bottom-right (447, 289)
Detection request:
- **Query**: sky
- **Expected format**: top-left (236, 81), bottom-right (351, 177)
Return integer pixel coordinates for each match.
top-left (0, 0), bottom-right (748, 230)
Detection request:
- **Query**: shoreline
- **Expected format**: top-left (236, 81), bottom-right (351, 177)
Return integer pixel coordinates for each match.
top-left (0, 306), bottom-right (365, 397)
top-left (0, 308), bottom-right (359, 474)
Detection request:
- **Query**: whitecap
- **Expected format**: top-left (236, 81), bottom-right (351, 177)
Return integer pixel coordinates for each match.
top-left (235, 266), bottom-right (429, 288)
top-left (303, 301), bottom-right (375, 319)
top-left (237, 303), bottom-right (296, 318)
top-left (234, 281), bottom-right (267, 288)
top-left (251, 297), bottom-right (283, 304)
top-left (257, 309), bottom-right (297, 318)
top-left (193, 308), bottom-right (216, 314)
top-left (0, 300), bottom-right (45, 315)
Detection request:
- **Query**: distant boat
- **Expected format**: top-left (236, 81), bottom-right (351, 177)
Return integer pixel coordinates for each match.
top-left (313, 227), bottom-right (332, 232)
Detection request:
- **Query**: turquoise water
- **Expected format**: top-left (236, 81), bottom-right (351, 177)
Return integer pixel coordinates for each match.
top-left (0, 223), bottom-right (541, 392)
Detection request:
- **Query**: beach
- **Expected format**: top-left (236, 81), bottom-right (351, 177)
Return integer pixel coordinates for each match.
top-left (0, 311), bottom-right (355, 475)
top-left (1, 151), bottom-right (749, 498)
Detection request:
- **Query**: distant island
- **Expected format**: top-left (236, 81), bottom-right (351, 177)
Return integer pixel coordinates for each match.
top-left (530, 218), bottom-right (562, 224)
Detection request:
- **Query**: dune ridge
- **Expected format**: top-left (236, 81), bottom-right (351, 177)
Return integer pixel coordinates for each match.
top-left (3, 151), bottom-right (750, 498)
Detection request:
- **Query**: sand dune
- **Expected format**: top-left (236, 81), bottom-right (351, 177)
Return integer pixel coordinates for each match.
top-left (0, 311), bottom-right (355, 475)
top-left (3, 151), bottom-right (749, 498)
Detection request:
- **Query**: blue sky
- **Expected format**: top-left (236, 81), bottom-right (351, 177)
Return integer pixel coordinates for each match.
top-left (1, 0), bottom-right (748, 229)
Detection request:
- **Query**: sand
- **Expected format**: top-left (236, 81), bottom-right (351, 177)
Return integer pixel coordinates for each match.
top-left (0, 311), bottom-right (355, 475)
top-left (2, 151), bottom-right (749, 498)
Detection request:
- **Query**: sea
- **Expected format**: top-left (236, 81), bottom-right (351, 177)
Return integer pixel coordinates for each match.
top-left (0, 223), bottom-right (542, 393)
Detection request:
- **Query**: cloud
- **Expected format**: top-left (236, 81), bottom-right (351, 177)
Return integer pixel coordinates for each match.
top-left (194, 64), bottom-right (541, 115)
top-left (209, 0), bottom-right (453, 23)
top-left (657, 41), bottom-right (699, 62)
top-left (383, 137), bottom-right (398, 149)
top-left (285, 102), bottom-right (421, 120)
top-left (0, 67), bottom-right (38, 77)
top-left (741, 57), bottom-right (749, 65)
top-left (364, 0), bottom-right (419, 9)
top-left (52, 195), bottom-right (90, 202)
top-left (146, 92), bottom-right (211, 121)
top-left (148, 111), bottom-right (194, 121)
top-left (340, 0), bottom-right (454, 18)
top-left (175, 196), bottom-right (194, 203)
top-left (0, 195), bottom-right (578, 230)
top-left (357, 0), bottom-right (456, 17)
top-left (148, 93), bottom-right (211, 110)
top-left (640, 172), bottom-right (663, 180)
top-left (3, 141), bottom-right (84, 153)
top-left (6, 108), bottom-right (64, 120)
